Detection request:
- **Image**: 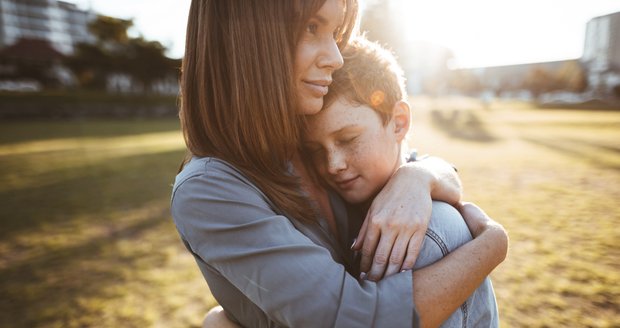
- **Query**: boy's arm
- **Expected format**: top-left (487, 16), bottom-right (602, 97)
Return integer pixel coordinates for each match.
top-left (353, 156), bottom-right (463, 280)
top-left (413, 202), bottom-right (508, 327)
top-left (204, 204), bottom-right (506, 328)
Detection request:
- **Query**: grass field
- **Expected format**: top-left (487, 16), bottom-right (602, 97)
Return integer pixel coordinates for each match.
top-left (0, 99), bottom-right (618, 327)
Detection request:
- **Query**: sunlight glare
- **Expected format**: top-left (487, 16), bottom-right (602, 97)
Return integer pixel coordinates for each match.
top-left (395, 0), bottom-right (619, 68)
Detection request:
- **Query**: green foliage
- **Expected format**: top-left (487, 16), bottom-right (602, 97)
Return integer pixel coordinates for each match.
top-left (522, 62), bottom-right (588, 98)
top-left (88, 15), bottom-right (133, 46)
top-left (67, 15), bottom-right (180, 93)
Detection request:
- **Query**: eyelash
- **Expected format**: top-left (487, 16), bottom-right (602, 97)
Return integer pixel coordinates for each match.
top-left (306, 23), bottom-right (318, 34)
top-left (306, 23), bottom-right (341, 40)
top-left (339, 136), bottom-right (357, 144)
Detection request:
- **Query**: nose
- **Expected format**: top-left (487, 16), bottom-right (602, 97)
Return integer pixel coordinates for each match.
top-left (317, 38), bottom-right (343, 71)
top-left (326, 148), bottom-right (347, 175)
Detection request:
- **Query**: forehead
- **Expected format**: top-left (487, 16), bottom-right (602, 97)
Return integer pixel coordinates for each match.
top-left (312, 0), bottom-right (345, 26)
top-left (307, 97), bottom-right (381, 133)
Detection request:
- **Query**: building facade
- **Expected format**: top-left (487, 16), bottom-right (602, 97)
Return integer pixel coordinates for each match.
top-left (582, 11), bottom-right (620, 96)
top-left (0, 0), bottom-right (94, 55)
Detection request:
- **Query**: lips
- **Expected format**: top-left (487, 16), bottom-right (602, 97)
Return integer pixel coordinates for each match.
top-left (333, 175), bottom-right (359, 190)
top-left (303, 79), bottom-right (331, 97)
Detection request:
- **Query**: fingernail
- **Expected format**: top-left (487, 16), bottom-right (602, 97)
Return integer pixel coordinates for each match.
top-left (360, 272), bottom-right (367, 280)
top-left (350, 238), bottom-right (357, 250)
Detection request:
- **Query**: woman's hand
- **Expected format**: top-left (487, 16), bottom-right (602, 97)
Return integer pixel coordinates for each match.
top-left (457, 202), bottom-right (506, 239)
top-left (353, 157), bottom-right (462, 281)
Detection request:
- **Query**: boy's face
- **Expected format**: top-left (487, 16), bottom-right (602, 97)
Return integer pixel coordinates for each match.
top-left (304, 97), bottom-right (405, 204)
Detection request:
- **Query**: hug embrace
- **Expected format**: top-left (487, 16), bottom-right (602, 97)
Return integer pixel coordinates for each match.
top-left (171, 0), bottom-right (508, 327)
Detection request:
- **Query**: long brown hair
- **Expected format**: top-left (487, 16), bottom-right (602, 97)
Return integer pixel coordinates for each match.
top-left (180, 0), bottom-right (358, 222)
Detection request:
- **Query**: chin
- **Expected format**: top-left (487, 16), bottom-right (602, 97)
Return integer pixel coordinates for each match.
top-left (299, 98), bottom-right (323, 116)
top-left (342, 192), bottom-right (370, 205)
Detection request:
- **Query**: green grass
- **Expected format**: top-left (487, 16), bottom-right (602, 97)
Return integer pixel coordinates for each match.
top-left (0, 119), bottom-right (214, 328)
top-left (1, 100), bottom-right (619, 327)
top-left (410, 97), bottom-right (620, 327)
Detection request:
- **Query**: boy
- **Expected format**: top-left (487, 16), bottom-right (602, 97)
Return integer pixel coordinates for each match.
top-left (303, 37), bottom-right (499, 327)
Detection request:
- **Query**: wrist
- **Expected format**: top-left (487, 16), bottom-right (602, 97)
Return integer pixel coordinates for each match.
top-left (401, 162), bottom-right (437, 192)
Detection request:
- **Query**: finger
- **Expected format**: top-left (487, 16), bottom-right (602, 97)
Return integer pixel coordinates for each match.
top-left (366, 232), bottom-right (397, 281)
top-left (359, 224), bottom-right (381, 275)
top-left (401, 231), bottom-right (425, 271)
top-left (384, 233), bottom-right (410, 277)
top-left (353, 214), bottom-right (369, 251)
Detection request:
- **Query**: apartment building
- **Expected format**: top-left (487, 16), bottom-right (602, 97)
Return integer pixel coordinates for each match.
top-left (582, 11), bottom-right (620, 96)
top-left (0, 0), bottom-right (94, 55)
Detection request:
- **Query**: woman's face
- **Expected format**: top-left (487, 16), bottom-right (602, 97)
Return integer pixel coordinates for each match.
top-left (294, 0), bottom-right (345, 115)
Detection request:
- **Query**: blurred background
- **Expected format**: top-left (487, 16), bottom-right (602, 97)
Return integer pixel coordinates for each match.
top-left (0, 0), bottom-right (618, 327)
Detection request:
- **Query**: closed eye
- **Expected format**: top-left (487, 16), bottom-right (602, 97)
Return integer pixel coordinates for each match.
top-left (339, 135), bottom-right (358, 144)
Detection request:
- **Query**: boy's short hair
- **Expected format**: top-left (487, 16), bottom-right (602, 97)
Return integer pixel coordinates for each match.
top-left (324, 36), bottom-right (407, 124)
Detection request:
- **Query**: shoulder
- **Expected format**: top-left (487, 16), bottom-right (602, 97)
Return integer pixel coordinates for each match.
top-left (170, 156), bottom-right (280, 234)
top-left (172, 156), bottom-right (263, 205)
top-left (428, 201), bottom-right (472, 248)
top-left (173, 157), bottom-right (250, 191)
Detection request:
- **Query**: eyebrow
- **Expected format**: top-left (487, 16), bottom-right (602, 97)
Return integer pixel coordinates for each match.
top-left (312, 10), bottom-right (344, 28)
top-left (333, 124), bottom-right (362, 134)
top-left (312, 13), bottom-right (329, 26)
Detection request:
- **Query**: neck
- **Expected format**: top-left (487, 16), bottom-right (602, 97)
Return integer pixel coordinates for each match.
top-left (292, 151), bottom-right (338, 237)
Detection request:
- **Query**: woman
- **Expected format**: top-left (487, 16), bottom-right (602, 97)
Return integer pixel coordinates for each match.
top-left (171, 0), bottom-right (508, 327)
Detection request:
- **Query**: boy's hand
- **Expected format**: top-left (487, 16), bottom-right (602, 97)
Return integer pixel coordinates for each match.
top-left (353, 165), bottom-right (434, 281)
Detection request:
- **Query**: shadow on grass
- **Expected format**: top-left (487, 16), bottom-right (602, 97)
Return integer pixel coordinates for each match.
top-left (0, 120), bottom-right (208, 327)
top-left (0, 149), bottom-right (185, 239)
top-left (0, 118), bottom-right (181, 145)
top-left (430, 109), bottom-right (498, 142)
top-left (0, 210), bottom-right (170, 327)
top-left (565, 138), bottom-right (620, 155)
top-left (0, 149), bottom-right (191, 327)
top-left (522, 137), bottom-right (620, 171)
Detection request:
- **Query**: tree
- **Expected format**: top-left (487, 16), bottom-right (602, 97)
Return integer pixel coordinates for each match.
top-left (555, 61), bottom-right (587, 93)
top-left (68, 15), bottom-right (179, 93)
top-left (123, 38), bottom-right (176, 92)
top-left (447, 69), bottom-right (483, 96)
top-left (88, 15), bottom-right (132, 48)
top-left (613, 84), bottom-right (620, 98)
top-left (360, 0), bottom-right (408, 56)
top-left (522, 67), bottom-right (560, 99)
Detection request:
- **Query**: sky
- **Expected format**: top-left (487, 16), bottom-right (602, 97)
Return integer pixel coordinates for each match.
top-left (69, 0), bottom-right (620, 68)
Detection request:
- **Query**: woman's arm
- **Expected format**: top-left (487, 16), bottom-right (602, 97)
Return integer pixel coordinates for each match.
top-left (413, 202), bottom-right (508, 327)
top-left (203, 203), bottom-right (506, 328)
top-left (354, 156), bottom-right (463, 280)
top-left (172, 158), bottom-right (417, 327)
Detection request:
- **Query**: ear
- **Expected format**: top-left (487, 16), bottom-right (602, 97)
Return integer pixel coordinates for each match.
top-left (390, 100), bottom-right (410, 142)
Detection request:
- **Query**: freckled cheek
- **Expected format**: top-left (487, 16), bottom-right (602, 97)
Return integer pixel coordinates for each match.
top-left (346, 146), bottom-right (368, 169)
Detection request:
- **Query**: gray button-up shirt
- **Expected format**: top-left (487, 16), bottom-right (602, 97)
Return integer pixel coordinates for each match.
top-left (171, 157), bottom-right (418, 327)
